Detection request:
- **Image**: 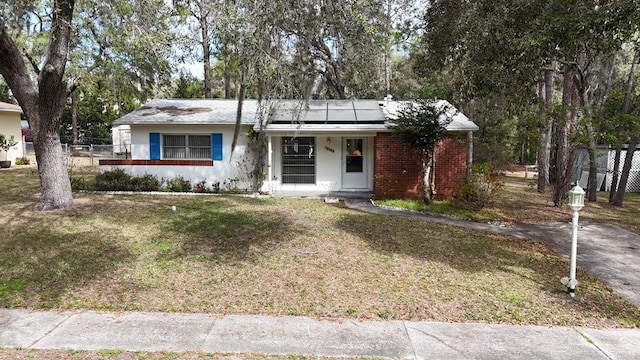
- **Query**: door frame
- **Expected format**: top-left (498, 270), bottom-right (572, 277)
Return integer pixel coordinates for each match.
top-left (341, 137), bottom-right (368, 189)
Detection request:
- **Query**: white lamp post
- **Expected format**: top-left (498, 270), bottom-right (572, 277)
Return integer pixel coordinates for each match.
top-left (561, 183), bottom-right (585, 297)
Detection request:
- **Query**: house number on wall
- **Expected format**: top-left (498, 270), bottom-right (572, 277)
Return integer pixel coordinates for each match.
top-left (325, 146), bottom-right (335, 153)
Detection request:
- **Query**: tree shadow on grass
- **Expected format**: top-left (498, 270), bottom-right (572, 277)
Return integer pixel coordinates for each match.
top-left (161, 197), bottom-right (303, 263)
top-left (0, 226), bottom-right (132, 308)
top-left (333, 209), bottom-right (640, 326)
top-left (334, 210), bottom-right (534, 271)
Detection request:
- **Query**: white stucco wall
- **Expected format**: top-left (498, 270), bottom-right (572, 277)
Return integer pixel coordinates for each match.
top-left (0, 111), bottom-right (24, 163)
top-left (264, 135), bottom-right (374, 193)
top-left (101, 124), bottom-right (255, 189)
top-left (101, 125), bottom-right (377, 194)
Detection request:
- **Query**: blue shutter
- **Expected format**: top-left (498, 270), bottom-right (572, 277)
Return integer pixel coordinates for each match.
top-left (150, 133), bottom-right (160, 160)
top-left (211, 133), bottom-right (223, 160)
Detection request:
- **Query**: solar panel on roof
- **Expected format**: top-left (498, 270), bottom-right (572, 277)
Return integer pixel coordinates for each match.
top-left (270, 100), bottom-right (386, 125)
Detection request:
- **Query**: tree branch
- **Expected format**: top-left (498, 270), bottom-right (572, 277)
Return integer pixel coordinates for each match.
top-left (23, 48), bottom-right (41, 74)
top-left (0, 17), bottom-right (38, 110)
top-left (38, 0), bottom-right (75, 103)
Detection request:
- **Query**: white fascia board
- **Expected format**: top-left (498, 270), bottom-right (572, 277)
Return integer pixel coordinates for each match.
top-left (259, 124), bottom-right (388, 134)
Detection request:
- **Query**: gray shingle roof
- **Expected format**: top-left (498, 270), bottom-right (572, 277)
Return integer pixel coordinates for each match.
top-left (113, 99), bottom-right (259, 126)
top-left (113, 99), bottom-right (479, 132)
top-left (382, 100), bottom-right (480, 131)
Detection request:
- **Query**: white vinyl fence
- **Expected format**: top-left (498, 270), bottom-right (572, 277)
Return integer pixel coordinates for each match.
top-left (575, 146), bottom-right (640, 193)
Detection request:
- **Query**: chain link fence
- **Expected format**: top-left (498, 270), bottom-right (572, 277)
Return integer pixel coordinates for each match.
top-left (24, 143), bottom-right (128, 168)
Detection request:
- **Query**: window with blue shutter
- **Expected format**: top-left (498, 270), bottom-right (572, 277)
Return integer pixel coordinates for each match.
top-left (150, 133), bottom-right (160, 160)
top-left (211, 133), bottom-right (223, 160)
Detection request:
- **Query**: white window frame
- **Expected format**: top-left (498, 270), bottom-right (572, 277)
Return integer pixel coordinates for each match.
top-left (162, 134), bottom-right (211, 160)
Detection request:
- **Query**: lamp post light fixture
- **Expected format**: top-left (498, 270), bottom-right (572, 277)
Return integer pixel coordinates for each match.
top-left (561, 183), bottom-right (585, 297)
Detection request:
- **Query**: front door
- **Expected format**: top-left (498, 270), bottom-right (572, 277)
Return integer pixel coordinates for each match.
top-left (342, 138), bottom-right (367, 189)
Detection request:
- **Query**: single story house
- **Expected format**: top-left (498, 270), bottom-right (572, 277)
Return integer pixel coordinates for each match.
top-left (0, 101), bottom-right (25, 165)
top-left (100, 98), bottom-right (479, 200)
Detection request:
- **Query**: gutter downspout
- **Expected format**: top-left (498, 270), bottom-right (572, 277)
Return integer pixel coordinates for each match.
top-left (466, 131), bottom-right (473, 177)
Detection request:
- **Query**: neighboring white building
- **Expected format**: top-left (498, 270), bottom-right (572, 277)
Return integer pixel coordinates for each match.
top-left (0, 101), bottom-right (25, 165)
top-left (112, 124), bottom-right (131, 154)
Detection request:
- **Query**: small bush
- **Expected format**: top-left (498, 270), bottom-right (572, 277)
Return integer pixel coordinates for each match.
top-left (222, 178), bottom-right (245, 193)
top-left (95, 168), bottom-right (133, 191)
top-left (70, 177), bottom-right (87, 191)
top-left (130, 174), bottom-right (161, 191)
top-left (166, 176), bottom-right (192, 192)
top-left (211, 181), bottom-right (221, 193)
top-left (194, 180), bottom-right (210, 193)
top-left (453, 163), bottom-right (504, 210)
top-left (15, 157), bottom-right (30, 165)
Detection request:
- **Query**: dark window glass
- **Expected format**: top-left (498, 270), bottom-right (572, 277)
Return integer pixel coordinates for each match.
top-left (282, 137), bottom-right (315, 184)
top-left (346, 138), bottom-right (363, 173)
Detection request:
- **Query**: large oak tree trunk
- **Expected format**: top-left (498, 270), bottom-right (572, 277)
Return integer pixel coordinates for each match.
top-left (34, 117), bottom-right (74, 210)
top-left (0, 0), bottom-right (75, 210)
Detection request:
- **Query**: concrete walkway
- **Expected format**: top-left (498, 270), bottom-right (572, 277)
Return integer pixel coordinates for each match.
top-left (2, 199), bottom-right (640, 359)
top-left (2, 309), bottom-right (640, 359)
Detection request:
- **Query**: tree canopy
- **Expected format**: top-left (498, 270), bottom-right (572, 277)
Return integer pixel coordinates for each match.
top-left (0, 0), bottom-right (174, 209)
top-left (388, 100), bottom-right (452, 158)
top-left (1, 0), bottom-right (639, 209)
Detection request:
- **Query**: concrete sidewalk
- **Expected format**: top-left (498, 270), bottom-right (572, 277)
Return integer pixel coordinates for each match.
top-left (2, 309), bottom-right (640, 359)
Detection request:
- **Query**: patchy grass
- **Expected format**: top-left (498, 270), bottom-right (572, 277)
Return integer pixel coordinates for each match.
top-left (379, 173), bottom-right (640, 234)
top-left (1, 168), bottom-right (639, 327)
top-left (376, 199), bottom-right (501, 223)
top-left (374, 199), bottom-right (427, 212)
top-left (490, 173), bottom-right (640, 234)
top-left (0, 348), bottom-right (328, 359)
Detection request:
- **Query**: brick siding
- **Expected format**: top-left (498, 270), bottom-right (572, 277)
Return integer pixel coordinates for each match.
top-left (374, 132), bottom-right (468, 201)
top-left (432, 134), bottom-right (468, 200)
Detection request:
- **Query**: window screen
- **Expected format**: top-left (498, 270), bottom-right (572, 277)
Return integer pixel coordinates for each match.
top-left (163, 135), bottom-right (211, 159)
top-left (282, 137), bottom-right (315, 184)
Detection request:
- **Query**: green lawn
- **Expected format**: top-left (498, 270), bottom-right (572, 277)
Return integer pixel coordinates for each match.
top-left (1, 167), bottom-right (639, 328)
